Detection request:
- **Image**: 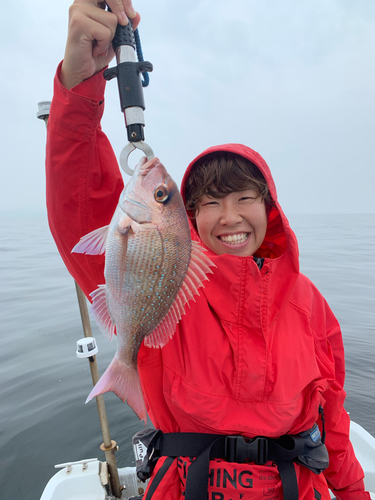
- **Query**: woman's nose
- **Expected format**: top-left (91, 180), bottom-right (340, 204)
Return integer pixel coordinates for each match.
top-left (219, 205), bottom-right (243, 226)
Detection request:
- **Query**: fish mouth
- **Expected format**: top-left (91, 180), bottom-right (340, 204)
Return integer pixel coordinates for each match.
top-left (217, 232), bottom-right (250, 245)
top-left (123, 196), bottom-right (148, 210)
top-left (119, 190), bottom-right (150, 223)
top-left (119, 186), bottom-right (148, 210)
top-left (139, 157), bottom-right (162, 176)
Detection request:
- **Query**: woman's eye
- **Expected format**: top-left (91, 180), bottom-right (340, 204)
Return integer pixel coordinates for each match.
top-left (200, 197), bottom-right (218, 206)
top-left (240, 197), bottom-right (256, 202)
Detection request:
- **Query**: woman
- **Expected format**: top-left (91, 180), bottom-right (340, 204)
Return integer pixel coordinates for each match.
top-left (46, 1), bottom-right (370, 498)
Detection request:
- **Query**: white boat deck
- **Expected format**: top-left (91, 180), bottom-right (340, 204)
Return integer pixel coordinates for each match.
top-left (350, 421), bottom-right (375, 496)
top-left (40, 420), bottom-right (375, 500)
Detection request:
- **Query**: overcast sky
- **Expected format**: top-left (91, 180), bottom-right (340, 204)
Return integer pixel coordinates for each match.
top-left (1, 0), bottom-right (374, 215)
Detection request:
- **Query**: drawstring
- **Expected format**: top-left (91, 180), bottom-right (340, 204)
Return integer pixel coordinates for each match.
top-left (134, 28), bottom-right (150, 87)
top-left (319, 405), bottom-right (326, 444)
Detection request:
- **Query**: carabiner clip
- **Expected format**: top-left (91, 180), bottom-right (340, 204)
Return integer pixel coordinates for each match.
top-left (120, 141), bottom-right (155, 176)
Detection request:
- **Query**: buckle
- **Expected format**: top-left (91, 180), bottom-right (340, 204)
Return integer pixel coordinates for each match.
top-left (225, 436), bottom-right (268, 465)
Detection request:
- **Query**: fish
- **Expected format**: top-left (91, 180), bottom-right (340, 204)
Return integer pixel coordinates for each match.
top-left (72, 157), bottom-right (215, 422)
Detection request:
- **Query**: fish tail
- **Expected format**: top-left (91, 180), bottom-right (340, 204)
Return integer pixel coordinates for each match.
top-left (85, 356), bottom-right (147, 424)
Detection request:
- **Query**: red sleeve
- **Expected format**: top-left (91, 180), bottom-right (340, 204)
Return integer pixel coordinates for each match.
top-left (45, 63), bottom-right (179, 432)
top-left (317, 301), bottom-right (370, 500)
top-left (46, 62), bottom-right (124, 299)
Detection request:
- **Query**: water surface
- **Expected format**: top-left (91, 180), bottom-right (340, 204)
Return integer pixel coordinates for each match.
top-left (0, 214), bottom-right (374, 499)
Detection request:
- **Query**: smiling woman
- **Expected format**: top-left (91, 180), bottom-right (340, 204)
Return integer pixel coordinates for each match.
top-left (184, 152), bottom-right (271, 256)
top-left (184, 152), bottom-right (272, 216)
top-left (43, 0), bottom-right (373, 496)
top-left (196, 190), bottom-right (268, 257)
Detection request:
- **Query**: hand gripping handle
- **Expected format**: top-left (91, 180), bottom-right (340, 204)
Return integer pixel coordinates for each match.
top-left (112, 17), bottom-right (136, 51)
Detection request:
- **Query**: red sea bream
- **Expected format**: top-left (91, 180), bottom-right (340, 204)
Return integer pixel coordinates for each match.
top-left (72, 157), bottom-right (215, 422)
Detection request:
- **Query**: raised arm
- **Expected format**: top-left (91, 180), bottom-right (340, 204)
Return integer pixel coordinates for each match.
top-left (61, 0), bottom-right (140, 89)
top-left (46, 0), bottom-right (139, 298)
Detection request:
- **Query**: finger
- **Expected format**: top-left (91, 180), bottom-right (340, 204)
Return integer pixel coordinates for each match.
top-left (91, 25), bottom-right (114, 58)
top-left (131, 11), bottom-right (141, 30)
top-left (72, 0), bottom-right (109, 8)
top-left (69, 3), bottom-right (118, 32)
top-left (106, 0), bottom-right (137, 26)
top-left (123, 0), bottom-right (137, 19)
top-left (69, 4), bottom-right (118, 45)
top-left (73, 0), bottom-right (130, 24)
top-left (96, 45), bottom-right (115, 69)
top-left (106, 0), bottom-right (132, 25)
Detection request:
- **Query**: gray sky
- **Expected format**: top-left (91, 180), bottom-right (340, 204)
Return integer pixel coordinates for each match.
top-left (1, 0), bottom-right (374, 215)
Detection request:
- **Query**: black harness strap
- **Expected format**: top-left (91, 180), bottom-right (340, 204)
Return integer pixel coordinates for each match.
top-left (144, 456), bottom-right (175, 500)
top-left (151, 433), bottom-right (305, 500)
top-left (184, 437), bottom-right (222, 500)
top-left (275, 460), bottom-right (299, 500)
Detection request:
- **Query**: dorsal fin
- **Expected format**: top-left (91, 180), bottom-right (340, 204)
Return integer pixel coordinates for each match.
top-left (144, 242), bottom-right (215, 348)
top-left (90, 285), bottom-right (116, 341)
top-left (72, 225), bottom-right (110, 255)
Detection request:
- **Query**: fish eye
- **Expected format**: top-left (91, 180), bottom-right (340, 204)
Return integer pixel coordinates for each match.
top-left (154, 185), bottom-right (169, 203)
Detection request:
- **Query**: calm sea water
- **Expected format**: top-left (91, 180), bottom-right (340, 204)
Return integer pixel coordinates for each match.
top-left (0, 213), bottom-right (374, 500)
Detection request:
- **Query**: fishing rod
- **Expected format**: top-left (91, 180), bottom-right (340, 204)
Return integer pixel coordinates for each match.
top-left (103, 11), bottom-right (154, 175)
top-left (37, 103), bottom-right (122, 499)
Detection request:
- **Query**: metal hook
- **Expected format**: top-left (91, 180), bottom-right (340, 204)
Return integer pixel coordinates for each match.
top-left (120, 141), bottom-right (155, 176)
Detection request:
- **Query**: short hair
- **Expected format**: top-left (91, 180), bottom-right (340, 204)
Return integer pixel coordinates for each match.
top-left (184, 152), bottom-right (273, 219)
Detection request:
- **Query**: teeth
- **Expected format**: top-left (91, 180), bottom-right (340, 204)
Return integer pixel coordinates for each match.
top-left (219, 233), bottom-right (249, 244)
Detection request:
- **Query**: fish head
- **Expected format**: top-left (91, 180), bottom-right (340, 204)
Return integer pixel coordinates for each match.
top-left (119, 157), bottom-right (186, 225)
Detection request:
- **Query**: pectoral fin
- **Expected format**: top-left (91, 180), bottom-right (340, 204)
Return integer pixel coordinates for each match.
top-left (90, 285), bottom-right (116, 341)
top-left (144, 241), bottom-right (216, 348)
top-left (72, 225), bottom-right (110, 255)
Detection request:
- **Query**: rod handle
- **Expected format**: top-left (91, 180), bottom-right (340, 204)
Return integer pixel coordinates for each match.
top-left (109, 10), bottom-right (136, 50)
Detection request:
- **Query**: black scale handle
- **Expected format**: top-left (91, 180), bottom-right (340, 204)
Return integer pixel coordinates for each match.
top-left (103, 18), bottom-right (153, 141)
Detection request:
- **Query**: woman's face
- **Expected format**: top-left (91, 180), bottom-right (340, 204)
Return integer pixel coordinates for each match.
top-left (195, 190), bottom-right (268, 257)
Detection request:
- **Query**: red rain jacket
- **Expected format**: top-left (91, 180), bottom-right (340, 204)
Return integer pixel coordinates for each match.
top-left (46, 63), bottom-right (369, 500)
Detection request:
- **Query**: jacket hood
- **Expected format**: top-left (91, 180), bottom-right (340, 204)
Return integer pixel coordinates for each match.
top-left (180, 143), bottom-right (300, 324)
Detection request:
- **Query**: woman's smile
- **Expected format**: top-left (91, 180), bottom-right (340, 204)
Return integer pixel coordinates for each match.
top-left (217, 232), bottom-right (250, 245)
top-left (196, 190), bottom-right (267, 257)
